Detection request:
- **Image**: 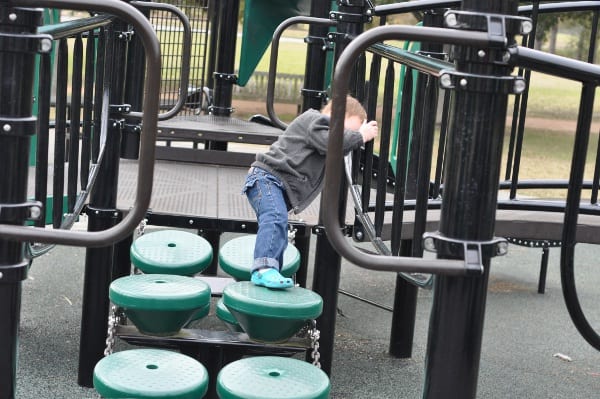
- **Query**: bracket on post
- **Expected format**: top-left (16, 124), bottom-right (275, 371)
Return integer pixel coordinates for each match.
top-left (422, 231), bottom-right (508, 275)
top-left (443, 9), bottom-right (533, 40)
top-left (0, 116), bottom-right (37, 137)
top-left (0, 201), bottom-right (43, 224)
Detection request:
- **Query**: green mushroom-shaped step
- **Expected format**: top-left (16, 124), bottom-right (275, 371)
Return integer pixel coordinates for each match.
top-left (222, 281), bottom-right (322, 342)
top-left (110, 274), bottom-right (211, 336)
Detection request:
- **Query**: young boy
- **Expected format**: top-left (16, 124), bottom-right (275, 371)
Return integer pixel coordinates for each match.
top-left (242, 96), bottom-right (378, 289)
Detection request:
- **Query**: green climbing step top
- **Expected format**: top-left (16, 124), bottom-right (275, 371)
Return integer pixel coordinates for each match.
top-left (223, 281), bottom-right (322, 319)
top-left (219, 235), bottom-right (300, 281)
top-left (94, 349), bottom-right (209, 399)
top-left (131, 230), bottom-right (213, 276)
top-left (110, 274), bottom-right (211, 311)
top-left (217, 356), bottom-right (330, 399)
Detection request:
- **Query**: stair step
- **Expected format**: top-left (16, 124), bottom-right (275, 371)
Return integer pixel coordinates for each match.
top-left (131, 229), bottom-right (213, 276)
top-left (219, 235), bottom-right (300, 281)
top-left (94, 348), bottom-right (209, 398)
top-left (110, 274), bottom-right (211, 336)
top-left (217, 356), bottom-right (329, 399)
top-left (222, 281), bottom-right (322, 342)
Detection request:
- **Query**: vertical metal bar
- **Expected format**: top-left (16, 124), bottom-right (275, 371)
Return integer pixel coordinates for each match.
top-left (509, 1), bottom-right (539, 199)
top-left (53, 39), bottom-right (68, 228)
top-left (92, 28), bottom-right (106, 163)
top-left (81, 29), bottom-right (97, 189)
top-left (423, 1), bottom-right (520, 397)
top-left (0, 7), bottom-right (43, 398)
top-left (360, 44), bottom-right (382, 209)
top-left (68, 34), bottom-right (83, 211)
top-left (301, 0), bottom-right (332, 112)
top-left (35, 52), bottom-right (52, 228)
top-left (432, 89), bottom-right (451, 198)
top-left (588, 11), bottom-right (599, 204)
top-left (390, 67), bottom-right (413, 254)
top-left (374, 61), bottom-right (394, 236)
top-left (210, 0), bottom-right (238, 116)
top-left (312, 0), bottom-right (367, 375)
top-left (78, 20), bottom-right (128, 387)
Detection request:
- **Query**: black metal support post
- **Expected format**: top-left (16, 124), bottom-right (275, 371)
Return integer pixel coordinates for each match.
top-left (389, 9), bottom-right (445, 359)
top-left (422, 1), bottom-right (520, 398)
top-left (0, 7), bottom-right (44, 398)
top-left (301, 0), bottom-right (333, 111)
top-left (78, 20), bottom-right (129, 387)
top-left (209, 0), bottom-right (238, 118)
top-left (311, 0), bottom-right (367, 375)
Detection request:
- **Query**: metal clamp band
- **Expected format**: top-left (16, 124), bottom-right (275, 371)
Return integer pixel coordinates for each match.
top-left (0, 32), bottom-right (53, 54)
top-left (423, 231), bottom-right (508, 275)
top-left (0, 116), bottom-right (37, 137)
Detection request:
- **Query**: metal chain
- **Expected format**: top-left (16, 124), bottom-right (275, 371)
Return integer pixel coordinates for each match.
top-left (288, 225), bottom-right (297, 244)
top-left (137, 218), bottom-right (147, 237)
top-left (104, 305), bottom-right (121, 356)
top-left (309, 319), bottom-right (321, 368)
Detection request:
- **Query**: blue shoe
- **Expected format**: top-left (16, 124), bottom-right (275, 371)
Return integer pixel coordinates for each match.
top-left (251, 268), bottom-right (294, 289)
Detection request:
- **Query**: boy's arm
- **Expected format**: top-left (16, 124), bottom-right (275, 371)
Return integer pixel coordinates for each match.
top-left (307, 117), bottom-right (374, 155)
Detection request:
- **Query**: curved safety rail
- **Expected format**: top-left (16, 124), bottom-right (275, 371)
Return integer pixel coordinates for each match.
top-left (266, 16), bottom-right (337, 130)
top-left (0, 0), bottom-right (161, 247)
top-left (130, 1), bottom-right (191, 121)
top-left (508, 45), bottom-right (600, 350)
top-left (323, 24), bottom-right (507, 276)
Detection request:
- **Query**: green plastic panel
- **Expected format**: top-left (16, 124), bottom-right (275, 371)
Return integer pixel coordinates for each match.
top-left (130, 230), bottom-right (213, 276)
top-left (217, 356), bottom-right (330, 399)
top-left (219, 235), bottom-right (300, 281)
top-left (237, 0), bottom-right (310, 86)
top-left (94, 349), bottom-right (209, 399)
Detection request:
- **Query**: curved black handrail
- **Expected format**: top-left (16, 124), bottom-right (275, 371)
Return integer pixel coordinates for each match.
top-left (324, 24), bottom-right (504, 276)
top-left (266, 16), bottom-right (337, 130)
top-left (130, 1), bottom-right (191, 121)
top-left (0, 0), bottom-right (161, 247)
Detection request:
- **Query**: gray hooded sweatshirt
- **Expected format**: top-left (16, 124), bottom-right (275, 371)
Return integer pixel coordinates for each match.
top-left (251, 109), bottom-right (363, 214)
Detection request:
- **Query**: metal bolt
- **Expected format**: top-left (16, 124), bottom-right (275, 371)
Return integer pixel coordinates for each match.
top-left (440, 74), bottom-right (453, 88)
top-left (241, 224), bottom-right (246, 229)
top-left (502, 51), bottom-right (511, 63)
top-left (459, 78), bottom-right (468, 87)
top-left (513, 79), bottom-right (526, 94)
top-left (520, 20), bottom-right (533, 35)
top-left (188, 219), bottom-right (194, 225)
top-left (40, 38), bottom-right (52, 53)
top-left (445, 13), bottom-right (458, 28)
top-left (3, 124), bottom-right (11, 132)
top-left (29, 205), bottom-right (41, 220)
top-left (355, 231), bottom-right (363, 240)
top-left (477, 50), bottom-right (486, 58)
top-left (423, 237), bottom-right (436, 252)
top-left (8, 13), bottom-right (17, 21)
top-left (496, 241), bottom-right (509, 256)
top-left (0, 272), bottom-right (3, 279)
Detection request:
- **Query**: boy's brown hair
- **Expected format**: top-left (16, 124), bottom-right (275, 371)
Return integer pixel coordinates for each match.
top-left (322, 96), bottom-right (367, 120)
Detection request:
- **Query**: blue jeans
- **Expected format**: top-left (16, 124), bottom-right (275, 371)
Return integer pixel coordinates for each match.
top-left (242, 167), bottom-right (288, 273)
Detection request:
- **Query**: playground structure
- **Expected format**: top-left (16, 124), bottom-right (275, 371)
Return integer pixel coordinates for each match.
top-left (0, 0), bottom-right (600, 398)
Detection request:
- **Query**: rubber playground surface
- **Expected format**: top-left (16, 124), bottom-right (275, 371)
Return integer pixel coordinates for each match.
top-left (15, 232), bottom-right (600, 398)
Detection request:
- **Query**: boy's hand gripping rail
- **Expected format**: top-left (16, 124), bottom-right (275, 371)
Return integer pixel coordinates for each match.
top-left (323, 24), bottom-right (508, 276)
top-left (0, 0), bottom-right (161, 247)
